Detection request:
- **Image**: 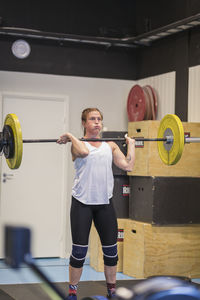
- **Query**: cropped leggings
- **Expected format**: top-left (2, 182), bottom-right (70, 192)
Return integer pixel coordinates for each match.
top-left (70, 196), bottom-right (118, 268)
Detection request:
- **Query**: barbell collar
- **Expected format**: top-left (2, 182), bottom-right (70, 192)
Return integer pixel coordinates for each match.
top-left (185, 137), bottom-right (200, 143)
top-left (165, 136), bottom-right (174, 144)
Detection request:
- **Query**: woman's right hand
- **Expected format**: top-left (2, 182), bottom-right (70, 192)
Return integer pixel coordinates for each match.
top-left (57, 133), bottom-right (72, 144)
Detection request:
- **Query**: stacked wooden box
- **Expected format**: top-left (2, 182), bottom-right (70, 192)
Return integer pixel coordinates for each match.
top-left (123, 219), bottom-right (200, 278)
top-left (127, 120), bottom-right (200, 177)
top-left (123, 119), bottom-right (200, 278)
top-left (89, 121), bottom-right (200, 278)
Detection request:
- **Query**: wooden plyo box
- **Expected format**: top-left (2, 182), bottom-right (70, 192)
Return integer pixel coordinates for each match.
top-left (89, 219), bottom-right (126, 272)
top-left (128, 120), bottom-right (200, 177)
top-left (123, 219), bottom-right (200, 278)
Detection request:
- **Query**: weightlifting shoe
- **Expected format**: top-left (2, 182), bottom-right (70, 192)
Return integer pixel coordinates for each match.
top-left (65, 294), bottom-right (77, 300)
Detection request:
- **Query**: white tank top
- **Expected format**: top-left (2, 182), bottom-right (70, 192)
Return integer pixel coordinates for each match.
top-left (72, 142), bottom-right (114, 205)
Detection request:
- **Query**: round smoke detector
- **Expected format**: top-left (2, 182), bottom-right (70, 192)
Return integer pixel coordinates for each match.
top-left (11, 39), bottom-right (31, 59)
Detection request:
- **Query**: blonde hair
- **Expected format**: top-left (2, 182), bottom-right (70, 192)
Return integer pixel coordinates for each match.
top-left (81, 108), bottom-right (103, 134)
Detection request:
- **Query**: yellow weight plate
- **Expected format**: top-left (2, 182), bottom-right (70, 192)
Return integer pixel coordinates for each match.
top-left (157, 114), bottom-right (184, 165)
top-left (4, 114), bottom-right (23, 169)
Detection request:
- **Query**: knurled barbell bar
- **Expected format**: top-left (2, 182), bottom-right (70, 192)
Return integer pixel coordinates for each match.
top-left (0, 113), bottom-right (200, 170)
top-left (22, 137), bottom-right (169, 142)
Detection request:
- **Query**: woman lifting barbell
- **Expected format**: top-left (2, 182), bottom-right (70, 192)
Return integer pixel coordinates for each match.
top-left (57, 108), bottom-right (135, 300)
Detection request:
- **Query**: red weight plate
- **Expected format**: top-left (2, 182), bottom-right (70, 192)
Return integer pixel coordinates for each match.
top-left (147, 85), bottom-right (158, 117)
top-left (127, 85), bottom-right (146, 121)
top-left (142, 86), bottom-right (152, 120)
top-left (143, 85), bottom-right (155, 120)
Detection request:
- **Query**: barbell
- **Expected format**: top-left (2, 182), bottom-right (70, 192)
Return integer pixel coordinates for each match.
top-left (0, 113), bottom-right (200, 170)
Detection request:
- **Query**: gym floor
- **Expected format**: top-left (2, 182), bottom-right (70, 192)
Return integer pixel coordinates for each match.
top-left (0, 258), bottom-right (200, 286)
top-left (0, 258), bottom-right (133, 285)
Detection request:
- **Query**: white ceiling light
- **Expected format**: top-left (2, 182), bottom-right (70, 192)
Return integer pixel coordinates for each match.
top-left (11, 39), bottom-right (31, 59)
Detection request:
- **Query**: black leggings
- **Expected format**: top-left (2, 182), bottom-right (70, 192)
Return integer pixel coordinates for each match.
top-left (70, 196), bottom-right (118, 245)
top-left (70, 196), bottom-right (118, 267)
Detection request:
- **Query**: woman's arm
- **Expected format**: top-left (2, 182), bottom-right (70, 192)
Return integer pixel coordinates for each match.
top-left (109, 137), bottom-right (135, 172)
top-left (57, 133), bottom-right (89, 160)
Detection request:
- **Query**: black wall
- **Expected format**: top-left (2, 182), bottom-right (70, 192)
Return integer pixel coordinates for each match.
top-left (0, 37), bottom-right (137, 79)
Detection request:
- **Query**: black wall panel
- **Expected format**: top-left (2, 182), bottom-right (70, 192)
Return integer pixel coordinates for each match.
top-left (0, 37), bottom-right (137, 79)
top-left (189, 27), bottom-right (200, 67)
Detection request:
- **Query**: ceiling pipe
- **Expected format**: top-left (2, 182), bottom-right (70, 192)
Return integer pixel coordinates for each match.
top-left (0, 27), bottom-right (138, 49)
top-left (123, 13), bottom-right (200, 45)
top-left (0, 13), bottom-right (200, 49)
